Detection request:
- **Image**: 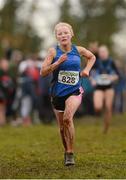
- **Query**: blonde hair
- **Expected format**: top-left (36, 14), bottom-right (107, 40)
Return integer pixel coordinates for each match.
top-left (99, 45), bottom-right (109, 52)
top-left (54, 22), bottom-right (74, 37)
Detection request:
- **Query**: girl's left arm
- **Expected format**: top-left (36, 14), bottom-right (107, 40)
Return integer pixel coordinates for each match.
top-left (77, 46), bottom-right (96, 77)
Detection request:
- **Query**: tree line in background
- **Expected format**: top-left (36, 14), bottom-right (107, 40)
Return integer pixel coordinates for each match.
top-left (0, 0), bottom-right (42, 57)
top-left (0, 0), bottom-right (126, 57)
top-left (60, 0), bottom-right (126, 53)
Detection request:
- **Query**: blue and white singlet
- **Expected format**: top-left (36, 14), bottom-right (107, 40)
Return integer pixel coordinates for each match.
top-left (50, 44), bottom-right (81, 97)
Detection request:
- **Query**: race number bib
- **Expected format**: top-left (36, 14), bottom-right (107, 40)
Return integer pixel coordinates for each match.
top-left (58, 71), bottom-right (79, 85)
top-left (96, 74), bottom-right (111, 86)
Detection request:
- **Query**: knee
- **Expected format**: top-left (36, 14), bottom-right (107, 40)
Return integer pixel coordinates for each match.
top-left (63, 115), bottom-right (72, 127)
top-left (64, 111), bottom-right (73, 120)
top-left (105, 106), bottom-right (112, 113)
top-left (60, 125), bottom-right (64, 133)
top-left (95, 106), bottom-right (102, 113)
top-left (94, 98), bottom-right (103, 113)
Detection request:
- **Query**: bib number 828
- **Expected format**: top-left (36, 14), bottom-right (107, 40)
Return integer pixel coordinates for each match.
top-left (62, 75), bottom-right (76, 84)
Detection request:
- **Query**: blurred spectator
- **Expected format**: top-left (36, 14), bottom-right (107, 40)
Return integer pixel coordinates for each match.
top-left (9, 50), bottom-right (23, 125)
top-left (1, 39), bottom-right (13, 60)
top-left (80, 77), bottom-right (94, 115)
top-left (38, 73), bottom-right (54, 123)
top-left (17, 57), bottom-right (40, 126)
top-left (0, 58), bottom-right (15, 125)
top-left (113, 60), bottom-right (125, 113)
top-left (122, 63), bottom-right (126, 112)
top-left (88, 41), bottom-right (99, 59)
top-left (88, 41), bottom-right (99, 69)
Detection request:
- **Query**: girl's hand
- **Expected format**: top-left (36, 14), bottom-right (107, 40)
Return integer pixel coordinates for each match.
top-left (58, 54), bottom-right (67, 64)
top-left (108, 74), bottom-right (118, 82)
top-left (80, 69), bottom-right (89, 77)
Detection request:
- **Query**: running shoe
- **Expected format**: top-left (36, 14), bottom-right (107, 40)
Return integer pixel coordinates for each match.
top-left (64, 152), bottom-right (75, 166)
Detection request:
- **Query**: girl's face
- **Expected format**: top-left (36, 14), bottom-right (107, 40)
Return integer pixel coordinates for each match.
top-left (0, 59), bottom-right (9, 71)
top-left (98, 47), bottom-right (109, 60)
top-left (56, 25), bottom-right (72, 46)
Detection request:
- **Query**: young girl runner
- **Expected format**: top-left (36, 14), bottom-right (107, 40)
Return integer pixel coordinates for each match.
top-left (40, 22), bottom-right (96, 166)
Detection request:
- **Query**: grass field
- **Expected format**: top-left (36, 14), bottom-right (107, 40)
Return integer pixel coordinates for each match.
top-left (0, 114), bottom-right (126, 179)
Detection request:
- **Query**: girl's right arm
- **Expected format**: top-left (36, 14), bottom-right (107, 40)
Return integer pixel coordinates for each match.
top-left (40, 48), bottom-right (67, 77)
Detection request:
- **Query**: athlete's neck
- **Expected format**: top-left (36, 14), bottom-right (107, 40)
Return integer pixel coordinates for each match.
top-left (59, 43), bottom-right (72, 53)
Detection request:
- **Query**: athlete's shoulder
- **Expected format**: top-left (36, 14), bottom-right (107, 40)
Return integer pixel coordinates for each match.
top-left (76, 45), bottom-right (87, 51)
top-left (72, 45), bottom-right (81, 55)
top-left (76, 46), bottom-right (89, 56)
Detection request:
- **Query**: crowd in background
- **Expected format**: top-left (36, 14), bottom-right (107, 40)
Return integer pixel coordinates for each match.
top-left (0, 42), bottom-right (126, 127)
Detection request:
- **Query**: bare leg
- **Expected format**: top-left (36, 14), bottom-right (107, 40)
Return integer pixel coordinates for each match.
top-left (53, 109), bottom-right (67, 151)
top-left (63, 95), bottom-right (82, 153)
top-left (0, 103), bottom-right (6, 126)
top-left (93, 90), bottom-right (104, 114)
top-left (54, 94), bottom-right (82, 166)
top-left (104, 89), bottom-right (115, 133)
top-left (54, 94), bottom-right (82, 153)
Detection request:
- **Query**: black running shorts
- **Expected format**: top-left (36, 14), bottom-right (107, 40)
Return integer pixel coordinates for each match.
top-left (51, 89), bottom-right (80, 111)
